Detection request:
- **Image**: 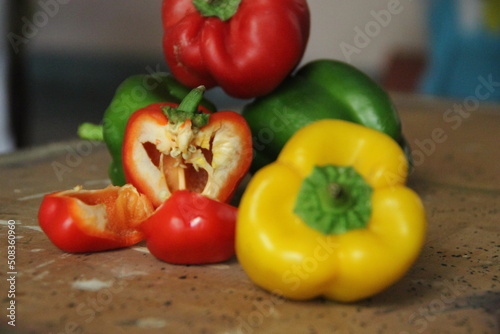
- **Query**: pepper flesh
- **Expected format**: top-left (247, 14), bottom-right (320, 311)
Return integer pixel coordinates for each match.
top-left (236, 120), bottom-right (426, 302)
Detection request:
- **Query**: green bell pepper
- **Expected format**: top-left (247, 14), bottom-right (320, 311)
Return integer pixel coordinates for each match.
top-left (242, 59), bottom-right (410, 172)
top-left (79, 73), bottom-right (216, 185)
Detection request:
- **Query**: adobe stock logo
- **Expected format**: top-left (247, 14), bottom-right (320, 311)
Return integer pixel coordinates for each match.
top-left (409, 74), bottom-right (499, 168)
top-left (340, 0), bottom-right (413, 63)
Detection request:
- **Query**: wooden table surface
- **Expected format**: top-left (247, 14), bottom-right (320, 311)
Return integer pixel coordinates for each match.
top-left (1, 94), bottom-right (499, 334)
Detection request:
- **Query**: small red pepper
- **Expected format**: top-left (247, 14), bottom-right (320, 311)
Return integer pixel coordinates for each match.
top-left (122, 86), bottom-right (253, 207)
top-left (141, 190), bottom-right (237, 264)
top-left (162, 0), bottom-right (310, 98)
top-left (38, 185), bottom-right (154, 253)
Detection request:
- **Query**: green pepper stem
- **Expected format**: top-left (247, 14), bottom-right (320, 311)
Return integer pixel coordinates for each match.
top-left (294, 165), bottom-right (373, 235)
top-left (77, 123), bottom-right (104, 141)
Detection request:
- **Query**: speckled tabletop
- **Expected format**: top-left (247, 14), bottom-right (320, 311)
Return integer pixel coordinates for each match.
top-left (0, 94), bottom-right (499, 334)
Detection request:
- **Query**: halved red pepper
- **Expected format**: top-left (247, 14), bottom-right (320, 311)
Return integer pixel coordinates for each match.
top-left (141, 190), bottom-right (237, 264)
top-left (38, 185), bottom-right (154, 253)
top-left (122, 86), bottom-right (253, 207)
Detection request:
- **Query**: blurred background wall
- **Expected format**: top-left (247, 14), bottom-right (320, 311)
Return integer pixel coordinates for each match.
top-left (28, 0), bottom-right (428, 75)
top-left (2, 0), bottom-right (498, 152)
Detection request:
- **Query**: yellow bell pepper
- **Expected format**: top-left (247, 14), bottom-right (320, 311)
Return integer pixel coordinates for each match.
top-left (236, 120), bottom-right (426, 302)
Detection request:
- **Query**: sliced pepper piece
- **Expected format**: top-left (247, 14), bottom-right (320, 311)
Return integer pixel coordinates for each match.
top-left (122, 86), bottom-right (252, 207)
top-left (236, 120), bottom-right (426, 302)
top-left (38, 185), bottom-right (154, 253)
top-left (141, 190), bottom-right (237, 265)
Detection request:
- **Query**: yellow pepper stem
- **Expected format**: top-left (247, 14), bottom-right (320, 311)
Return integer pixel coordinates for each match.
top-left (293, 165), bottom-right (373, 235)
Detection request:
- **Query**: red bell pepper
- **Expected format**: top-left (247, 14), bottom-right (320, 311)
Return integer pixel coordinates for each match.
top-left (38, 185), bottom-right (154, 253)
top-left (162, 0), bottom-right (310, 99)
top-left (122, 86), bottom-right (253, 207)
top-left (141, 190), bottom-right (237, 264)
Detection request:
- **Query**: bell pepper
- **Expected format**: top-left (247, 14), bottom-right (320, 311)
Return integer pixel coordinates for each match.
top-left (242, 59), bottom-right (411, 172)
top-left (162, 0), bottom-right (310, 98)
top-left (141, 190), bottom-right (237, 264)
top-left (122, 86), bottom-right (252, 207)
top-left (38, 184), bottom-right (154, 253)
top-left (78, 73), bottom-right (216, 186)
top-left (236, 120), bottom-right (426, 302)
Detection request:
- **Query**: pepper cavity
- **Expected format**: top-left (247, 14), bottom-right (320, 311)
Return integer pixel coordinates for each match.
top-left (139, 117), bottom-right (217, 201)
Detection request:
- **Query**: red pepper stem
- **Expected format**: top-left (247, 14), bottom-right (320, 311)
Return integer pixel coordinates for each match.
top-left (178, 86), bottom-right (206, 113)
top-left (163, 86), bottom-right (210, 129)
top-left (192, 0), bottom-right (242, 21)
